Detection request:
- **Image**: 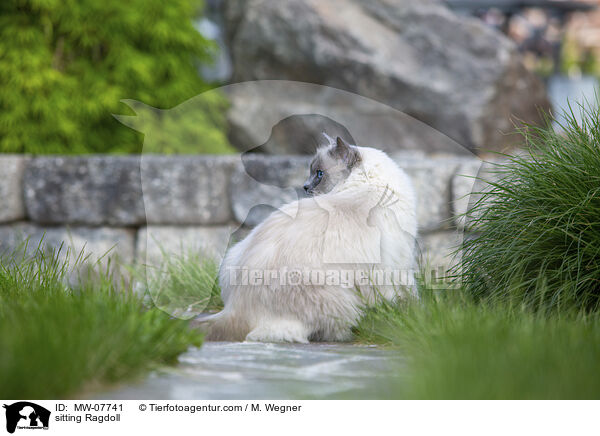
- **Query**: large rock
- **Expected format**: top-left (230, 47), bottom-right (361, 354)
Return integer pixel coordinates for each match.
top-left (0, 156), bottom-right (27, 223)
top-left (225, 83), bottom-right (469, 156)
top-left (24, 157), bottom-right (145, 225)
top-left (222, 0), bottom-right (549, 154)
top-left (141, 155), bottom-right (236, 225)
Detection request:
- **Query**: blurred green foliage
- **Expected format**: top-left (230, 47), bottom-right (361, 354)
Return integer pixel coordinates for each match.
top-left (116, 95), bottom-right (235, 154)
top-left (0, 0), bottom-right (233, 154)
top-left (561, 36), bottom-right (600, 77)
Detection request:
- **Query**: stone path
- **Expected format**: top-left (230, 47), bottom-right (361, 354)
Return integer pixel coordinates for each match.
top-left (93, 342), bottom-right (403, 399)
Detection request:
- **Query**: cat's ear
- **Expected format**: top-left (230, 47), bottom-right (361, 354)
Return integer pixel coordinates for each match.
top-left (333, 137), bottom-right (360, 168)
top-left (336, 136), bottom-right (348, 148)
top-left (333, 136), bottom-right (350, 159)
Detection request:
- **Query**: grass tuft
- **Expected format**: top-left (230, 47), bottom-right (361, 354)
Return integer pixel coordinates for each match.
top-left (138, 250), bottom-right (224, 319)
top-left (354, 287), bottom-right (600, 399)
top-left (0, 245), bottom-right (203, 399)
top-left (458, 101), bottom-right (600, 312)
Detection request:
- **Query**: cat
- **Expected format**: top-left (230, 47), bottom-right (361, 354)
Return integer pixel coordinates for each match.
top-left (201, 136), bottom-right (417, 343)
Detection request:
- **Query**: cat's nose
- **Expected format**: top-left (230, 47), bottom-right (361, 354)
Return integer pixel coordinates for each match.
top-left (303, 184), bottom-right (310, 192)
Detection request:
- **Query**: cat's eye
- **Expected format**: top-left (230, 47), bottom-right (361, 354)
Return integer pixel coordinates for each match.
top-left (316, 170), bottom-right (323, 178)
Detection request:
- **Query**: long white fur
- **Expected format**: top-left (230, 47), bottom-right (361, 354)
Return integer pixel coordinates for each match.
top-left (204, 145), bottom-right (417, 343)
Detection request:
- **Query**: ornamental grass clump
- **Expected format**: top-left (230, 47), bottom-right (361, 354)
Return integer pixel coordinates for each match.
top-left (0, 244), bottom-right (203, 398)
top-left (459, 102), bottom-right (600, 312)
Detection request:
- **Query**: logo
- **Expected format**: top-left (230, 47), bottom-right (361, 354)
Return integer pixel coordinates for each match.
top-left (3, 402), bottom-right (50, 434)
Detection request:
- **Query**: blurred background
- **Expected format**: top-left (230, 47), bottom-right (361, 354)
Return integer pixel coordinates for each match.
top-left (1, 0), bottom-right (599, 157)
top-left (2, 1), bottom-right (600, 403)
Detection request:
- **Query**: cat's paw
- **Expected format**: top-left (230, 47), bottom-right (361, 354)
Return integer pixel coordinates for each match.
top-left (245, 320), bottom-right (310, 344)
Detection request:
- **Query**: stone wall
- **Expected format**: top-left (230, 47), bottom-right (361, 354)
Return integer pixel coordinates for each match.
top-left (0, 153), bottom-right (485, 273)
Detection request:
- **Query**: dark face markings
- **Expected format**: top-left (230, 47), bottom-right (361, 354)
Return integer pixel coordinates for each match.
top-left (303, 137), bottom-right (362, 196)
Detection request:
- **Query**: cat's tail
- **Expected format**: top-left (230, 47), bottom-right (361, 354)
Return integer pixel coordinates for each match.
top-left (191, 310), bottom-right (249, 341)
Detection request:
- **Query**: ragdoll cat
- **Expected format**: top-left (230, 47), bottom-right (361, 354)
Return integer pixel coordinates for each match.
top-left (202, 136), bottom-right (417, 343)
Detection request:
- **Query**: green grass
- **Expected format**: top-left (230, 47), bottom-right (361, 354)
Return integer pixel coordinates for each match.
top-left (0, 245), bottom-right (203, 399)
top-left (459, 102), bottom-right (600, 312)
top-left (139, 249), bottom-right (224, 319)
top-left (354, 288), bottom-right (600, 399)
top-left (354, 100), bottom-right (600, 398)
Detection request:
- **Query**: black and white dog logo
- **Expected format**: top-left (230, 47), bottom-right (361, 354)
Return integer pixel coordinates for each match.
top-left (3, 402), bottom-right (50, 434)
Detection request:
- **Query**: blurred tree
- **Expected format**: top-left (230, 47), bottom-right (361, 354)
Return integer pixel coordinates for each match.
top-left (0, 0), bottom-right (233, 154)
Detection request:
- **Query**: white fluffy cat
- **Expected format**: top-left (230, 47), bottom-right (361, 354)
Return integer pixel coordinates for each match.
top-left (202, 136), bottom-right (417, 342)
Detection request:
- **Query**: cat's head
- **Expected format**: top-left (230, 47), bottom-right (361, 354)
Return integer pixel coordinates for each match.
top-left (303, 135), bottom-right (361, 196)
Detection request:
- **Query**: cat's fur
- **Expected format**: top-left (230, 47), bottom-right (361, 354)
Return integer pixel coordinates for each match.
top-left (202, 137), bottom-right (417, 343)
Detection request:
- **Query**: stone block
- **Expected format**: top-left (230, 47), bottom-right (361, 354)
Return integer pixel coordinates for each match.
top-left (0, 156), bottom-right (27, 223)
top-left (229, 155), bottom-right (310, 226)
top-left (141, 155), bottom-right (236, 225)
top-left (24, 156), bottom-right (145, 225)
top-left (136, 225), bottom-right (235, 268)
